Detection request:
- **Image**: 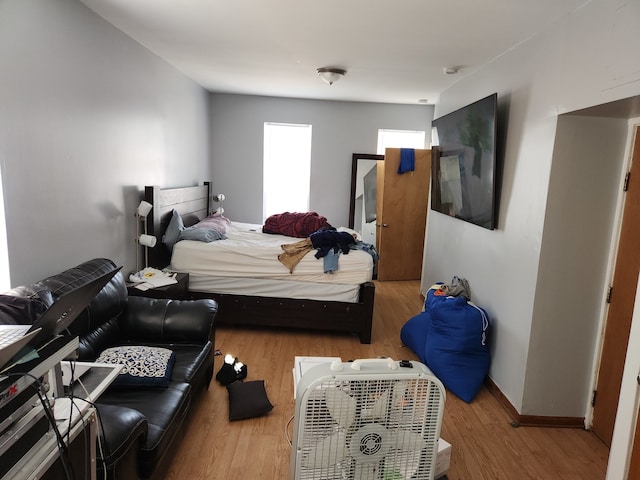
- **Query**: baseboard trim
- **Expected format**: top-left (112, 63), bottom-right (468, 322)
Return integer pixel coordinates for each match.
top-left (484, 377), bottom-right (585, 428)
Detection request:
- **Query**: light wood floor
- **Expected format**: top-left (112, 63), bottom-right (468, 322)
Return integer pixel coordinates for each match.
top-left (166, 280), bottom-right (610, 479)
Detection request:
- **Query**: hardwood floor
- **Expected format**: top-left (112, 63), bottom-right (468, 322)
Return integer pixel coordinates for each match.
top-left (166, 280), bottom-right (610, 479)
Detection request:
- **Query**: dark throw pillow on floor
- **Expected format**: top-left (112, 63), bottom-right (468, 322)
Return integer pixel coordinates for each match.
top-left (227, 380), bottom-right (273, 421)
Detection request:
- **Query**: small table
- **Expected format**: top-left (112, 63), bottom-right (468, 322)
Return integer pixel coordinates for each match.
top-left (127, 272), bottom-right (189, 299)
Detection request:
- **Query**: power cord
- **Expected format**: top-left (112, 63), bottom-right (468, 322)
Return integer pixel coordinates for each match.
top-left (285, 415), bottom-right (294, 446)
top-left (66, 393), bottom-right (90, 478)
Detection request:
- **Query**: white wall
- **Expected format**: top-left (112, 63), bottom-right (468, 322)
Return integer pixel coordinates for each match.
top-left (422, 0), bottom-right (640, 416)
top-left (0, 0), bottom-right (211, 285)
top-left (209, 93), bottom-right (433, 226)
top-left (527, 115), bottom-right (627, 415)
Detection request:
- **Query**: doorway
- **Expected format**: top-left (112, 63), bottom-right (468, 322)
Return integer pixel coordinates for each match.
top-left (592, 125), bottom-right (640, 447)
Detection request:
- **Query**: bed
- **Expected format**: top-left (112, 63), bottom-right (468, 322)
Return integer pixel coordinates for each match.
top-left (144, 183), bottom-right (375, 343)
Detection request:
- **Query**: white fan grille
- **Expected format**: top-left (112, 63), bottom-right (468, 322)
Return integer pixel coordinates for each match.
top-left (294, 376), bottom-right (444, 480)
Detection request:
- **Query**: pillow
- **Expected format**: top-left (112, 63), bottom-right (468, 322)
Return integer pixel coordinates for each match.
top-left (181, 213), bottom-right (201, 228)
top-left (194, 213), bottom-right (232, 234)
top-left (227, 380), bottom-right (274, 421)
top-left (178, 227), bottom-right (226, 243)
top-left (162, 210), bottom-right (184, 249)
top-left (96, 346), bottom-right (176, 387)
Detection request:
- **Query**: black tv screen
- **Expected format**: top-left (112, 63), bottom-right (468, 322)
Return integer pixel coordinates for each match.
top-left (431, 93), bottom-right (498, 230)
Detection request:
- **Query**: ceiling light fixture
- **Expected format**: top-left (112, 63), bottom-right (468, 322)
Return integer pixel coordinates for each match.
top-left (443, 67), bottom-right (459, 75)
top-left (316, 67), bottom-right (346, 85)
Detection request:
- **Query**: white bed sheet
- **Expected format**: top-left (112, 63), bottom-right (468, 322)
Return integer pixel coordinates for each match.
top-left (170, 221), bottom-right (374, 285)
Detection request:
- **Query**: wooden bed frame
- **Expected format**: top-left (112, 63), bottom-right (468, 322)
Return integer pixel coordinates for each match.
top-left (144, 183), bottom-right (375, 343)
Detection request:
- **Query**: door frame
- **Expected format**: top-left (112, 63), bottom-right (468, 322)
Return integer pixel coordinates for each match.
top-left (606, 270), bottom-right (640, 479)
top-left (586, 120), bottom-right (640, 432)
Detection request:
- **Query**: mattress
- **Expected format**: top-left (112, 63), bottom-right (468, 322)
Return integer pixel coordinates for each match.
top-left (169, 222), bottom-right (374, 301)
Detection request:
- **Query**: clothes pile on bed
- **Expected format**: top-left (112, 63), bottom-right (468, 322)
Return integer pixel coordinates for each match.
top-left (166, 210), bottom-right (377, 303)
top-left (262, 211), bottom-right (331, 237)
top-left (264, 212), bottom-right (376, 274)
top-left (278, 229), bottom-right (356, 273)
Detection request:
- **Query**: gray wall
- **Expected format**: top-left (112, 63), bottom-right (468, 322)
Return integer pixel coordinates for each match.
top-left (0, 0), bottom-right (211, 285)
top-left (422, 0), bottom-right (640, 417)
top-left (209, 93), bottom-right (433, 226)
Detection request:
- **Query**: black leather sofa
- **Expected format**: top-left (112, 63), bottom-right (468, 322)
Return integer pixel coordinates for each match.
top-left (1, 258), bottom-right (217, 480)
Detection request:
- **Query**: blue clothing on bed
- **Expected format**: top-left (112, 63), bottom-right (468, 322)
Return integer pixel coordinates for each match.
top-left (322, 249), bottom-right (340, 273)
top-left (310, 229), bottom-right (356, 258)
top-left (350, 241), bottom-right (379, 264)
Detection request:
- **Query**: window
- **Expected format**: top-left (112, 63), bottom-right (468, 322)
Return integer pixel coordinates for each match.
top-left (377, 129), bottom-right (426, 154)
top-left (263, 122), bottom-right (312, 220)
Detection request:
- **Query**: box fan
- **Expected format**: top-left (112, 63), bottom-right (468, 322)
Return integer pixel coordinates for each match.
top-left (290, 358), bottom-right (445, 480)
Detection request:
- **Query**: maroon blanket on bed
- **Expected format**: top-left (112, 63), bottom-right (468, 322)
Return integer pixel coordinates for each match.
top-left (262, 212), bottom-right (332, 238)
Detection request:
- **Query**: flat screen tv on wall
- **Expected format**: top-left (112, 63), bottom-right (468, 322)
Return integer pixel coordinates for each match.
top-left (431, 93), bottom-right (498, 230)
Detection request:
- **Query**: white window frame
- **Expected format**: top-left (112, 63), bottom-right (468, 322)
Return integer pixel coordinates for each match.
top-left (377, 129), bottom-right (426, 154)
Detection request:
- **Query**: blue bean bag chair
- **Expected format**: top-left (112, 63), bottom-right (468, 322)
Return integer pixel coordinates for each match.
top-left (400, 310), bottom-right (431, 364)
top-left (400, 287), bottom-right (490, 403)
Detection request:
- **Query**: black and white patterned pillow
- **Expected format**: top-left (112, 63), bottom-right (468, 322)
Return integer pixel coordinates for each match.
top-left (96, 346), bottom-right (176, 387)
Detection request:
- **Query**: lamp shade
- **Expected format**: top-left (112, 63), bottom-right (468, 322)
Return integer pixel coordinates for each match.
top-left (138, 234), bottom-right (157, 248)
top-left (137, 200), bottom-right (153, 218)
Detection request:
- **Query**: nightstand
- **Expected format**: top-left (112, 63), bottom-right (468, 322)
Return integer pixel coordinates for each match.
top-left (127, 272), bottom-right (189, 299)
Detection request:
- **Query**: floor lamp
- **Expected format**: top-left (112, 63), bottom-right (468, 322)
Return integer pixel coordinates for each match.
top-left (135, 201), bottom-right (157, 273)
top-left (212, 193), bottom-right (225, 215)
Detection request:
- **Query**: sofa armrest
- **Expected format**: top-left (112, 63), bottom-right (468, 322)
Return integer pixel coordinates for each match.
top-left (122, 297), bottom-right (217, 344)
top-left (95, 403), bottom-right (148, 473)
